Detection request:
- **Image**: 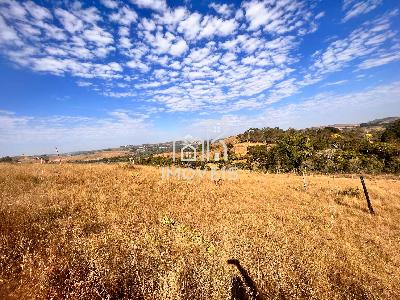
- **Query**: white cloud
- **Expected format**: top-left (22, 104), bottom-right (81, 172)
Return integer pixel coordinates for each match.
top-left (68, 46), bottom-right (93, 59)
top-left (187, 47), bottom-right (211, 62)
top-left (46, 47), bottom-right (68, 56)
top-left (140, 18), bottom-right (156, 31)
top-left (343, 0), bottom-right (357, 10)
top-left (16, 22), bottom-right (41, 36)
top-left (315, 11), bottom-right (325, 20)
top-left (177, 12), bottom-right (202, 40)
top-left (251, 12), bottom-right (400, 106)
top-left (0, 0), bottom-right (27, 20)
top-left (119, 26), bottom-right (130, 36)
top-left (265, 78), bottom-right (299, 104)
top-left (130, 0), bottom-right (167, 12)
top-left (359, 52), bottom-right (400, 69)
top-left (29, 57), bottom-right (70, 74)
top-left (242, 0), bottom-right (316, 35)
top-left (199, 16), bottom-right (238, 38)
top-left (152, 31), bottom-right (174, 53)
top-left (127, 59), bottom-right (149, 72)
top-left (0, 15), bottom-right (20, 44)
top-left (100, 0), bottom-right (119, 9)
top-left (54, 8), bottom-right (84, 33)
top-left (189, 81), bottom-right (400, 133)
top-left (343, 0), bottom-right (382, 22)
top-left (218, 18), bottom-right (238, 36)
top-left (24, 1), bottom-right (52, 20)
top-left (243, 0), bottom-right (272, 30)
top-left (83, 26), bottom-right (114, 46)
top-left (73, 6), bottom-right (101, 24)
top-left (261, 81), bottom-right (400, 128)
top-left (157, 7), bottom-right (187, 27)
top-left (209, 3), bottom-right (234, 17)
top-left (169, 39), bottom-right (188, 56)
top-left (221, 52), bottom-right (236, 64)
top-left (169, 60), bottom-right (182, 70)
top-left (108, 62), bottom-right (123, 72)
top-left (323, 80), bottom-right (349, 86)
top-left (110, 6), bottom-right (138, 26)
top-left (77, 81), bottom-right (92, 87)
top-left (229, 99), bottom-right (263, 111)
top-left (0, 0), bottom-right (398, 117)
top-left (37, 22), bottom-right (67, 40)
top-left (0, 109), bottom-right (154, 156)
top-left (119, 36), bottom-right (132, 48)
top-left (312, 11), bottom-right (398, 75)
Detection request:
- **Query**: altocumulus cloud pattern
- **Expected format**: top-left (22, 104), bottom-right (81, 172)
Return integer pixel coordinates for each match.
top-left (0, 0), bottom-right (399, 155)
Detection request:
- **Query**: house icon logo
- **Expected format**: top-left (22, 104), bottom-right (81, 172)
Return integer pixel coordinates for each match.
top-left (181, 143), bottom-right (196, 162)
top-left (163, 126), bottom-right (239, 181)
top-left (172, 133), bottom-right (228, 163)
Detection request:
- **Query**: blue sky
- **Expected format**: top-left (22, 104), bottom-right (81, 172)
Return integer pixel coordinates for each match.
top-left (0, 0), bottom-right (400, 156)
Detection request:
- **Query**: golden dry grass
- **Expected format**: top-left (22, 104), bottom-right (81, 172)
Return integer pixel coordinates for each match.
top-left (1, 163), bottom-right (399, 299)
top-left (60, 150), bottom-right (132, 162)
top-left (15, 149), bottom-right (132, 163)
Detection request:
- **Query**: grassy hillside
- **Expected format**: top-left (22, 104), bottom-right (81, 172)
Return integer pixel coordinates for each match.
top-left (1, 164), bottom-right (399, 299)
top-left (360, 117), bottom-right (400, 127)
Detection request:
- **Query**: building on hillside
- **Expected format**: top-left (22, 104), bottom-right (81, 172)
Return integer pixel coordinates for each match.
top-left (331, 124), bottom-right (360, 130)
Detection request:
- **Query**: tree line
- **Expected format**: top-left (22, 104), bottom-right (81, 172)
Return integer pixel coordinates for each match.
top-left (2, 120), bottom-right (399, 174)
top-left (140, 120), bottom-right (400, 174)
top-left (243, 120), bottom-right (400, 174)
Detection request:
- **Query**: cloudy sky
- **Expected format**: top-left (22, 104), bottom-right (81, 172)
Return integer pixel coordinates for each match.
top-left (0, 0), bottom-right (399, 155)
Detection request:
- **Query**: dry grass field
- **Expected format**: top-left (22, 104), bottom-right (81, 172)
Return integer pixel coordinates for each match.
top-left (1, 163), bottom-right (399, 299)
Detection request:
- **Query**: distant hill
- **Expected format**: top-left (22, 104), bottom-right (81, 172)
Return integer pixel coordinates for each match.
top-left (2, 116), bottom-right (399, 164)
top-left (360, 117), bottom-right (400, 127)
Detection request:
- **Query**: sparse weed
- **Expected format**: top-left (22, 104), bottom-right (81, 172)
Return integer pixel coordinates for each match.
top-left (338, 187), bottom-right (361, 197)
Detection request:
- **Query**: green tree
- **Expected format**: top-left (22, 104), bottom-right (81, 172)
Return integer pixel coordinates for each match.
top-left (0, 156), bottom-right (13, 163)
top-left (381, 120), bottom-right (400, 142)
top-left (276, 133), bottom-right (314, 170)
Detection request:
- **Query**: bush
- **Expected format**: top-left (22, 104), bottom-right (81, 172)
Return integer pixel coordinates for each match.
top-left (276, 134), bottom-right (314, 171)
top-left (0, 156), bottom-right (13, 163)
top-left (243, 122), bottom-right (400, 174)
top-left (381, 120), bottom-right (400, 142)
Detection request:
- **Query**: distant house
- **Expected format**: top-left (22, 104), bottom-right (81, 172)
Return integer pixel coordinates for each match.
top-left (331, 124), bottom-right (360, 130)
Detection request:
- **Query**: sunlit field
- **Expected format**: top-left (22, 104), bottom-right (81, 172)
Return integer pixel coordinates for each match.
top-left (1, 163), bottom-right (399, 299)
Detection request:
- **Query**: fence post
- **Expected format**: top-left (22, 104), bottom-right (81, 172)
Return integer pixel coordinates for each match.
top-left (302, 171), bottom-right (307, 189)
top-left (55, 147), bottom-right (61, 164)
top-left (360, 176), bottom-right (374, 214)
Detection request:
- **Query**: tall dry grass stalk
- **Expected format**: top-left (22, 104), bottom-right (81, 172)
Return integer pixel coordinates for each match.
top-left (1, 163), bottom-right (399, 299)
